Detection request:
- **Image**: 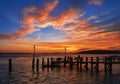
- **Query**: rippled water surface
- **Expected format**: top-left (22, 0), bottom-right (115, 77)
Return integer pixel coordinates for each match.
top-left (0, 54), bottom-right (120, 84)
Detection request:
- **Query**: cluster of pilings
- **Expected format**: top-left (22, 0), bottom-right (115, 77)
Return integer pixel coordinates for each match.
top-left (32, 58), bottom-right (39, 72)
top-left (42, 57), bottom-right (62, 68)
top-left (41, 56), bottom-right (120, 73)
top-left (8, 56), bottom-right (120, 74)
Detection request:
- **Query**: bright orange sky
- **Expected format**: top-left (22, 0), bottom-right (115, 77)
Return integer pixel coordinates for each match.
top-left (0, 0), bottom-right (120, 53)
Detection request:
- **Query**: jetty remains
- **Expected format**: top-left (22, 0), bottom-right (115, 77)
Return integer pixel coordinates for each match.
top-left (8, 55), bottom-right (120, 74)
top-left (41, 55), bottom-right (120, 73)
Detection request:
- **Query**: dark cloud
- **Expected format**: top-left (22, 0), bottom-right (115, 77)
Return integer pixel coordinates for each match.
top-left (0, 34), bottom-right (15, 40)
top-left (79, 48), bottom-right (91, 51)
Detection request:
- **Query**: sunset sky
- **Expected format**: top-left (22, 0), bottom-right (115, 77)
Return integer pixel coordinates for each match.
top-left (0, 0), bottom-right (120, 53)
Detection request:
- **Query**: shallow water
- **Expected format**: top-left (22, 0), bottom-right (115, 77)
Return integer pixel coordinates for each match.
top-left (0, 54), bottom-right (120, 84)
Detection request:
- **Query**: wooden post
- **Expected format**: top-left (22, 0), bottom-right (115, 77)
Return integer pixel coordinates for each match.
top-left (70, 57), bottom-right (73, 69)
top-left (109, 58), bottom-right (112, 73)
top-left (47, 58), bottom-right (49, 67)
top-left (56, 58), bottom-right (58, 67)
top-left (42, 58), bottom-right (44, 67)
top-left (36, 59), bottom-right (39, 72)
top-left (96, 57), bottom-right (99, 72)
top-left (53, 58), bottom-right (55, 67)
top-left (64, 56), bottom-right (66, 67)
top-left (51, 57), bottom-right (53, 67)
top-left (80, 57), bottom-right (83, 71)
top-left (58, 57), bottom-right (61, 67)
top-left (9, 59), bottom-right (12, 72)
top-left (104, 57), bottom-right (107, 73)
top-left (77, 58), bottom-right (79, 68)
top-left (85, 57), bottom-right (88, 71)
top-left (32, 58), bottom-right (35, 71)
top-left (91, 57), bottom-right (93, 71)
top-left (65, 47), bottom-right (66, 57)
top-left (118, 56), bottom-right (120, 62)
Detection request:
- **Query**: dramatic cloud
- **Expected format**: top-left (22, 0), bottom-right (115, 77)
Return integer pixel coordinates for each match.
top-left (0, 0), bottom-right (120, 52)
top-left (0, 0), bottom-right (103, 40)
top-left (0, 0), bottom-right (59, 40)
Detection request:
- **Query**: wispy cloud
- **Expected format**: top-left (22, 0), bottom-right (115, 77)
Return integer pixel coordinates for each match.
top-left (89, 0), bottom-right (103, 6)
top-left (0, 34), bottom-right (15, 40)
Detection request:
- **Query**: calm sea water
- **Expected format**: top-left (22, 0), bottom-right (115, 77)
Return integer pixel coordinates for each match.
top-left (0, 53), bottom-right (120, 84)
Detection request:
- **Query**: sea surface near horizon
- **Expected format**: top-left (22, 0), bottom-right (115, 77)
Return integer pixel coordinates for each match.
top-left (0, 53), bottom-right (120, 84)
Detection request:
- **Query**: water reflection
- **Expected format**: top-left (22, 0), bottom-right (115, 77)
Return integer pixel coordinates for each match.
top-left (0, 54), bottom-right (120, 84)
top-left (7, 65), bottom-right (120, 84)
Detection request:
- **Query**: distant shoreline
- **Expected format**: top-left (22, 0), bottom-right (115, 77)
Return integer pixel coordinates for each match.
top-left (76, 50), bottom-right (120, 54)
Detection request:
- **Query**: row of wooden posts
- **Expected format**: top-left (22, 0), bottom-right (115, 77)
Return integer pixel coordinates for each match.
top-left (40, 56), bottom-right (113, 73)
top-left (8, 56), bottom-right (120, 73)
top-left (8, 58), bottom-right (40, 73)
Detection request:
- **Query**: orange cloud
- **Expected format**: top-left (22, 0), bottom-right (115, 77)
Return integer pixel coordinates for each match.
top-left (0, 0), bottom-right (59, 40)
top-left (33, 8), bottom-right (84, 30)
top-left (21, 0), bottom-right (59, 34)
top-left (50, 9), bottom-right (82, 30)
top-left (0, 0), bottom-right (92, 41)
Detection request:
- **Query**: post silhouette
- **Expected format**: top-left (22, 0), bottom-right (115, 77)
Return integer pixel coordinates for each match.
top-left (109, 58), bottom-right (112, 73)
top-left (51, 57), bottom-right (53, 67)
top-left (36, 59), bottom-right (39, 72)
top-left (9, 59), bottom-right (12, 72)
top-left (65, 47), bottom-right (66, 57)
top-left (47, 58), bottom-right (49, 67)
top-left (32, 44), bottom-right (36, 71)
top-left (85, 57), bottom-right (88, 71)
top-left (80, 57), bottom-right (83, 71)
top-left (104, 57), bottom-right (107, 73)
top-left (64, 56), bottom-right (66, 67)
top-left (42, 58), bottom-right (44, 67)
top-left (91, 57), bottom-right (93, 71)
top-left (96, 57), bottom-right (99, 72)
top-left (32, 58), bottom-right (35, 71)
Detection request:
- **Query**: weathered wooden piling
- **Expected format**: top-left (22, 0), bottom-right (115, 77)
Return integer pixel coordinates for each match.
top-left (9, 59), bottom-right (12, 72)
top-left (85, 57), bottom-right (88, 71)
top-left (51, 57), bottom-right (53, 67)
top-left (109, 58), bottom-right (112, 73)
top-left (80, 57), bottom-right (83, 71)
top-left (96, 57), bottom-right (99, 72)
top-left (118, 56), bottom-right (120, 62)
top-left (76, 59), bottom-right (79, 68)
top-left (104, 57), bottom-right (107, 73)
top-left (32, 58), bottom-right (35, 71)
top-left (47, 58), bottom-right (50, 67)
top-left (64, 56), bottom-right (66, 67)
top-left (56, 58), bottom-right (58, 67)
top-left (57, 57), bottom-right (61, 67)
top-left (69, 57), bottom-right (73, 69)
top-left (91, 57), bottom-right (93, 71)
top-left (42, 58), bottom-right (44, 67)
top-left (36, 59), bottom-right (39, 72)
